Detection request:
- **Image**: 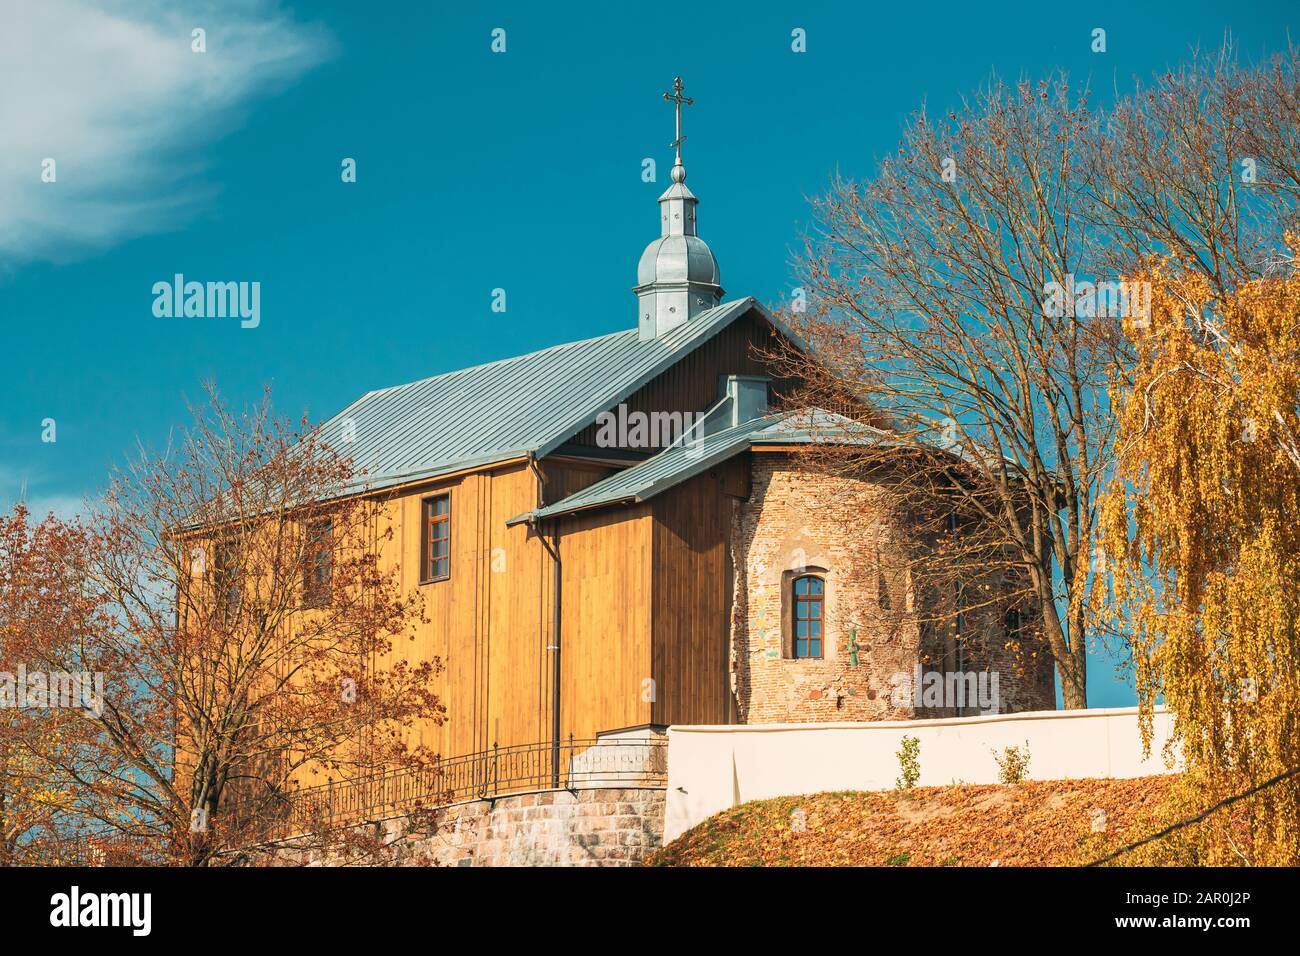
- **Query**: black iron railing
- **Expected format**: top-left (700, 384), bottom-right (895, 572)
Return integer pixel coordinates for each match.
top-left (279, 734), bottom-right (666, 838)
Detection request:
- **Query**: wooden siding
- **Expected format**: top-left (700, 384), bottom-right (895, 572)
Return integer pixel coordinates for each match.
top-left (649, 457), bottom-right (748, 727)
top-left (365, 370), bottom-right (761, 755)
top-left (540, 459), bottom-right (616, 506)
top-left (370, 458), bottom-right (654, 760)
top-left (372, 461), bottom-right (553, 760)
top-left (556, 504), bottom-right (654, 741)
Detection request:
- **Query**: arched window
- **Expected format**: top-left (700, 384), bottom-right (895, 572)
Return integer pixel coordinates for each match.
top-left (792, 575), bottom-right (824, 659)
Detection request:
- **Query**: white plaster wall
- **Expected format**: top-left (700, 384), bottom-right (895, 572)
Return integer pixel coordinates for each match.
top-left (663, 706), bottom-right (1179, 842)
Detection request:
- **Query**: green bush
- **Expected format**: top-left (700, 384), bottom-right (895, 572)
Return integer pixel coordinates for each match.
top-left (896, 735), bottom-right (921, 790)
top-left (993, 742), bottom-right (1032, 784)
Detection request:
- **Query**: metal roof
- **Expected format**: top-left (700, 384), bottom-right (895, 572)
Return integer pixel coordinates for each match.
top-left (319, 297), bottom-right (803, 494)
top-left (750, 410), bottom-right (898, 446)
top-left (514, 409), bottom-right (896, 523)
top-left (516, 415), bottom-right (780, 522)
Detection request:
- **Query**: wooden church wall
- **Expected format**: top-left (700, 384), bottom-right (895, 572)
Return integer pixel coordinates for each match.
top-left (540, 458), bottom-right (616, 505)
top-left (353, 455), bottom-right (659, 776)
top-left (556, 503), bottom-right (654, 741)
top-left (482, 465), bottom-right (555, 754)
top-left (649, 456), bottom-right (748, 728)
top-left (366, 461), bottom-right (554, 764)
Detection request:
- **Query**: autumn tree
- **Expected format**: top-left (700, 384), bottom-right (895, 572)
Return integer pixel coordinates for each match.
top-left (32, 386), bottom-right (445, 865)
top-left (1100, 258), bottom-right (1300, 865)
top-left (0, 505), bottom-right (107, 865)
top-left (1093, 41), bottom-right (1300, 297)
top-left (777, 70), bottom-right (1119, 709)
top-left (781, 42), bottom-right (1300, 709)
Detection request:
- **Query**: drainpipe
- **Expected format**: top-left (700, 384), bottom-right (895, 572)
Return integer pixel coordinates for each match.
top-left (549, 520), bottom-right (562, 789)
top-left (534, 519), bottom-right (562, 789)
top-left (529, 454), bottom-right (563, 790)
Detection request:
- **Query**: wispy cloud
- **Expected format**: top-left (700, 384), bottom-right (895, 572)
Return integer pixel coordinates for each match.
top-left (0, 463), bottom-right (92, 522)
top-left (0, 0), bottom-right (330, 263)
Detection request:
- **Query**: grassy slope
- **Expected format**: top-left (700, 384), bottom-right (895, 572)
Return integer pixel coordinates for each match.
top-left (648, 776), bottom-right (1176, 867)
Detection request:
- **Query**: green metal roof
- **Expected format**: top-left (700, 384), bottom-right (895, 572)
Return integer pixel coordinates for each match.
top-left (318, 297), bottom-right (803, 494)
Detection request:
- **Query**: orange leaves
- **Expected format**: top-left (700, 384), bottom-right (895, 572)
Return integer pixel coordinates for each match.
top-left (0, 503), bottom-right (108, 864)
top-left (0, 386), bottom-right (447, 865)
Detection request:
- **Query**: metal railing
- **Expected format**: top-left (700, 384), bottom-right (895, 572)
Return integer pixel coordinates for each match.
top-left (278, 734), bottom-right (666, 839)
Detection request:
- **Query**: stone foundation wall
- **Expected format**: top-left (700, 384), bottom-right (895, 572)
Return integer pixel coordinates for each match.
top-left (246, 787), bottom-right (666, 867)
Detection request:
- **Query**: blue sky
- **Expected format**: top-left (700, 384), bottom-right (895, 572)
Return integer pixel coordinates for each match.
top-left (1, 0), bottom-right (1296, 706)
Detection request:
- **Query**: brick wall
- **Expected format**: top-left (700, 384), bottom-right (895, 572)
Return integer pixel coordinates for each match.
top-left (730, 454), bottom-right (1054, 723)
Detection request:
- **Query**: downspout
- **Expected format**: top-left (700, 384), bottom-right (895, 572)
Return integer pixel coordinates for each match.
top-left (548, 519), bottom-right (562, 788)
top-left (528, 453), bottom-right (563, 789)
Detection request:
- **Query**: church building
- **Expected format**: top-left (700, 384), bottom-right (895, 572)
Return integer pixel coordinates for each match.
top-left (317, 79), bottom-right (1055, 768)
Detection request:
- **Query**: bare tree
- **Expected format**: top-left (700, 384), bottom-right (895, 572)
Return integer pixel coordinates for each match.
top-left (1094, 40), bottom-right (1300, 294)
top-left (778, 43), bottom-right (1300, 710)
top-left (776, 72), bottom-right (1121, 709)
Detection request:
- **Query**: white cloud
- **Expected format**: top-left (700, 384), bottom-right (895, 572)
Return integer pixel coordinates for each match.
top-left (0, 0), bottom-right (330, 262)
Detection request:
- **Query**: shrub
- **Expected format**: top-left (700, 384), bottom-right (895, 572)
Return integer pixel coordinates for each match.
top-left (896, 735), bottom-right (921, 790)
top-left (994, 742), bottom-right (1031, 784)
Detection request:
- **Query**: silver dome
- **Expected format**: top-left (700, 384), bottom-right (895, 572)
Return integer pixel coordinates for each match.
top-left (633, 167), bottom-right (724, 340)
top-left (637, 234), bottom-right (721, 288)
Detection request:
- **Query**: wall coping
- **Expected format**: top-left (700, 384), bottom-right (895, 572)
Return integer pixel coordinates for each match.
top-left (668, 704), bottom-right (1168, 735)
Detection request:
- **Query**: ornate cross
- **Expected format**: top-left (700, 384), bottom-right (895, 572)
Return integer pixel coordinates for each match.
top-left (663, 76), bottom-right (694, 164)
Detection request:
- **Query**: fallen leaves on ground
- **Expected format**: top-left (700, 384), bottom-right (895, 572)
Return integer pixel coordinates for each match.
top-left (647, 775), bottom-right (1177, 867)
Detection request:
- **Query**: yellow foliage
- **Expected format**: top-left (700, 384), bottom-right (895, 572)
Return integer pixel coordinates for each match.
top-left (1101, 247), bottom-right (1300, 865)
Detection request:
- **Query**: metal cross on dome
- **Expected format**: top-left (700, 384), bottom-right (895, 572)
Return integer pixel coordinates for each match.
top-left (663, 76), bottom-right (693, 166)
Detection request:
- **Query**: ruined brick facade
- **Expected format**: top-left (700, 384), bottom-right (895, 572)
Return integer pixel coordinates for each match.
top-left (730, 454), bottom-right (1056, 724)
